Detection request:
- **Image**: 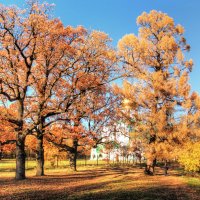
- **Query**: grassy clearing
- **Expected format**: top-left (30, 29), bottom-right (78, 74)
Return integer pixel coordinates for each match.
top-left (0, 162), bottom-right (200, 200)
top-left (0, 159), bottom-right (107, 175)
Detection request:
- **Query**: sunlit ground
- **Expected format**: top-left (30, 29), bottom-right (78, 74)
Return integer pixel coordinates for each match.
top-left (0, 160), bottom-right (200, 200)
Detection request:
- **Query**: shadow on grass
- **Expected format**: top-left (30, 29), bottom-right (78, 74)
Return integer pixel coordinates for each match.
top-left (69, 187), bottom-right (190, 200)
top-left (0, 184), bottom-right (190, 200)
top-left (0, 167), bottom-right (195, 200)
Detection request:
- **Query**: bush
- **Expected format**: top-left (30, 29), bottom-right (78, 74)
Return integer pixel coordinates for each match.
top-left (178, 142), bottom-right (200, 172)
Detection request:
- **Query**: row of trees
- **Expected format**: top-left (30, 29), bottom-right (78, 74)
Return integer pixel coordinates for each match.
top-left (0, 1), bottom-right (200, 179)
top-left (0, 1), bottom-right (120, 179)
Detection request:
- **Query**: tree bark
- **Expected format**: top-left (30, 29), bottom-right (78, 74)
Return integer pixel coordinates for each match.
top-left (15, 136), bottom-right (26, 180)
top-left (144, 159), bottom-right (156, 175)
top-left (164, 160), bottom-right (168, 176)
top-left (36, 135), bottom-right (44, 176)
top-left (152, 158), bottom-right (157, 174)
top-left (69, 139), bottom-right (78, 171)
top-left (69, 151), bottom-right (77, 171)
top-left (0, 145), bottom-right (2, 160)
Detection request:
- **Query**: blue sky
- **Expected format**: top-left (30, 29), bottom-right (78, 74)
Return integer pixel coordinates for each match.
top-left (1, 0), bottom-right (200, 93)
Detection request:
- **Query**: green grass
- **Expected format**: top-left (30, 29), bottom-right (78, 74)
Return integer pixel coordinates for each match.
top-left (0, 159), bottom-right (108, 177)
top-left (0, 159), bottom-right (107, 170)
top-left (186, 177), bottom-right (200, 192)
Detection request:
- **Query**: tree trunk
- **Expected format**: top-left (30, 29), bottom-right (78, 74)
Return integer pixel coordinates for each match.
top-left (96, 154), bottom-right (99, 166)
top-left (85, 155), bottom-right (87, 166)
top-left (69, 139), bottom-right (78, 171)
top-left (56, 155), bottom-right (59, 168)
top-left (36, 135), bottom-right (44, 176)
top-left (69, 151), bottom-right (77, 171)
top-left (15, 137), bottom-right (26, 180)
top-left (164, 160), bottom-right (168, 176)
top-left (0, 145), bottom-right (2, 160)
top-left (139, 157), bottom-right (142, 169)
top-left (144, 158), bottom-right (154, 175)
top-left (152, 158), bottom-right (157, 175)
top-left (116, 154), bottom-right (119, 163)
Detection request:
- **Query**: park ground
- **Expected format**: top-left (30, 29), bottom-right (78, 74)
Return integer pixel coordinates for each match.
top-left (0, 160), bottom-right (200, 200)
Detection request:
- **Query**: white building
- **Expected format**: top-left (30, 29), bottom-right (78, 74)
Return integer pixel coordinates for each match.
top-left (90, 122), bottom-right (132, 161)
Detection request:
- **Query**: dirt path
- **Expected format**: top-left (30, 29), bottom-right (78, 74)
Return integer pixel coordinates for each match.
top-left (0, 167), bottom-right (199, 200)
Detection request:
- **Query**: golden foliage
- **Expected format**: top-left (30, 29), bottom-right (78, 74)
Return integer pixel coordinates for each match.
top-left (115, 10), bottom-right (194, 164)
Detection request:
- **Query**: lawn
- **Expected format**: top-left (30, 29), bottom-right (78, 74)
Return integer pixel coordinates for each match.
top-left (0, 160), bottom-right (200, 200)
top-left (0, 159), bottom-right (107, 176)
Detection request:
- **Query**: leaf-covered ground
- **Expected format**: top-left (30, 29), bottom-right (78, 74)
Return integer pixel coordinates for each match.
top-left (0, 167), bottom-right (200, 200)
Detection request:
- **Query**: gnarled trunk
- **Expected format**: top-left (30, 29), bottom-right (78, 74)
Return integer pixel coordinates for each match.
top-left (36, 135), bottom-right (44, 176)
top-left (15, 136), bottom-right (26, 180)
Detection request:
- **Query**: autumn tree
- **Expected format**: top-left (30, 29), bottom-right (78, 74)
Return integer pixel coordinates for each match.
top-left (0, 1), bottom-right (59, 179)
top-left (28, 17), bottom-right (87, 176)
top-left (30, 27), bottom-right (117, 173)
top-left (0, 0), bottom-right (119, 178)
top-left (46, 89), bottom-right (117, 171)
top-left (115, 10), bottom-right (193, 174)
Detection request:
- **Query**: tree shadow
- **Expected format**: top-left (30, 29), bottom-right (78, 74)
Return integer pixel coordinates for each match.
top-left (70, 186), bottom-right (190, 200)
top-left (0, 167), bottom-right (195, 200)
top-left (0, 183), bottom-right (191, 200)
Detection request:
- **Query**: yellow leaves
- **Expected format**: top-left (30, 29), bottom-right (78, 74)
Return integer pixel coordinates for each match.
top-left (159, 35), bottom-right (177, 51)
top-left (190, 91), bottom-right (198, 101)
top-left (173, 66), bottom-right (180, 76)
top-left (122, 98), bottom-right (132, 110)
top-left (178, 142), bottom-right (200, 172)
top-left (182, 99), bottom-right (192, 109)
top-left (137, 10), bottom-right (174, 39)
top-left (156, 110), bottom-right (167, 132)
top-left (178, 71), bottom-right (190, 97)
top-left (137, 10), bottom-right (174, 28)
top-left (195, 95), bottom-right (200, 109)
top-left (115, 10), bottom-right (195, 164)
top-left (185, 59), bottom-right (193, 71)
top-left (118, 34), bottom-right (138, 52)
top-left (176, 24), bottom-right (184, 34)
top-left (90, 30), bottom-right (110, 43)
top-left (151, 71), bottom-right (164, 90)
top-left (176, 48), bottom-right (184, 63)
